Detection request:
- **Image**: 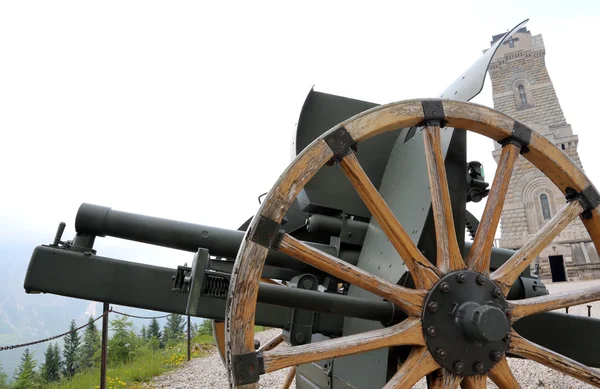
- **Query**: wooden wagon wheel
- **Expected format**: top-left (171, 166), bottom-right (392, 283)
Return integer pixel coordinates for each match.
top-left (225, 98), bottom-right (600, 388)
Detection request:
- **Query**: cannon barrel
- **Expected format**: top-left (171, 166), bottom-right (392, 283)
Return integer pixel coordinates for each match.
top-left (74, 203), bottom-right (355, 271)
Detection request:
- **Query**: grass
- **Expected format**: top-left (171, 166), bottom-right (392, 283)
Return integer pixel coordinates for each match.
top-left (45, 336), bottom-right (215, 389)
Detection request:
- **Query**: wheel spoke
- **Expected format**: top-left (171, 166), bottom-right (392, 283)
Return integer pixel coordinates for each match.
top-left (383, 346), bottom-right (439, 389)
top-left (282, 366), bottom-right (296, 389)
top-left (460, 375), bottom-right (486, 389)
top-left (258, 332), bottom-right (284, 352)
top-left (509, 284), bottom-right (600, 322)
top-left (262, 317), bottom-right (423, 373)
top-left (491, 200), bottom-right (583, 294)
top-left (428, 369), bottom-right (463, 388)
top-left (338, 152), bottom-right (441, 288)
top-left (488, 357), bottom-right (520, 389)
top-left (279, 234), bottom-right (426, 316)
top-left (466, 143), bottom-right (520, 274)
top-left (509, 330), bottom-right (600, 386)
top-left (423, 125), bottom-right (465, 274)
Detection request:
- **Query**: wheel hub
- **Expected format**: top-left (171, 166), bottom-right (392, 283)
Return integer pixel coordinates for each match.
top-left (422, 270), bottom-right (510, 376)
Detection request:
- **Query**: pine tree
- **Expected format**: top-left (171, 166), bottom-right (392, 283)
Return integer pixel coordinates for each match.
top-left (0, 362), bottom-right (8, 389)
top-left (108, 316), bottom-right (138, 364)
top-left (199, 319), bottom-right (213, 335)
top-left (147, 318), bottom-right (163, 349)
top-left (13, 348), bottom-right (41, 389)
top-left (140, 325), bottom-right (147, 340)
top-left (62, 319), bottom-right (81, 377)
top-left (77, 316), bottom-right (100, 370)
top-left (41, 343), bottom-right (61, 383)
top-left (163, 314), bottom-right (185, 344)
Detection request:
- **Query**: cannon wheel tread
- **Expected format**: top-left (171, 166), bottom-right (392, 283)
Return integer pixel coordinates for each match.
top-left (225, 99), bottom-right (600, 388)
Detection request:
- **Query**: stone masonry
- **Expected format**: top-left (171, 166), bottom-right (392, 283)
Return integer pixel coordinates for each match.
top-left (488, 28), bottom-right (600, 282)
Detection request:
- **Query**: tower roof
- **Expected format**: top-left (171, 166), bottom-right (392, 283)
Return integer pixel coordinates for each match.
top-left (490, 27), bottom-right (530, 46)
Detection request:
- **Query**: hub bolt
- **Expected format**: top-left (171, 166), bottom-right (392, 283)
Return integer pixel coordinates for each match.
top-left (493, 288), bottom-right (502, 298)
top-left (476, 275), bottom-right (485, 285)
top-left (453, 361), bottom-right (464, 373)
top-left (491, 351), bottom-right (503, 362)
top-left (435, 348), bottom-right (447, 360)
top-left (457, 273), bottom-right (466, 283)
top-left (474, 362), bottom-right (485, 374)
top-left (428, 301), bottom-right (439, 312)
top-left (426, 326), bottom-right (436, 337)
top-left (440, 282), bottom-right (450, 292)
top-left (504, 334), bottom-right (512, 342)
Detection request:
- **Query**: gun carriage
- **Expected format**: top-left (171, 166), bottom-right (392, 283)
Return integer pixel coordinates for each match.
top-left (22, 20), bottom-right (600, 388)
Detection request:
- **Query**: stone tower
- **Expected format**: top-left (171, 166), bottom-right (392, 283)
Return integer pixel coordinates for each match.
top-left (488, 27), bottom-right (600, 282)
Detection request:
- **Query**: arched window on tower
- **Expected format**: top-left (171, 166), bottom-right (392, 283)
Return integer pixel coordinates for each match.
top-left (540, 194), bottom-right (551, 220)
top-left (518, 84), bottom-right (527, 106)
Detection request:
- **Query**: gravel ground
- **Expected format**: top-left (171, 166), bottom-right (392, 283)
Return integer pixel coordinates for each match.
top-left (150, 280), bottom-right (600, 388)
top-left (150, 328), bottom-right (295, 389)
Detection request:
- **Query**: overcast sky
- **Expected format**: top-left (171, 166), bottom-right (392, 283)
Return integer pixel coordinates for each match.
top-left (2, 1), bottom-right (600, 270)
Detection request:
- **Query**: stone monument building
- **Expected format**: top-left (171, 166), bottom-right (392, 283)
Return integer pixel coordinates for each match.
top-left (488, 27), bottom-right (600, 282)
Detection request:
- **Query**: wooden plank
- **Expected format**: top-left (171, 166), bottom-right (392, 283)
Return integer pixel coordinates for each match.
top-left (279, 234), bottom-right (426, 316)
top-left (466, 143), bottom-right (520, 275)
top-left (383, 346), bottom-right (439, 389)
top-left (509, 284), bottom-right (600, 322)
top-left (460, 375), bottom-right (486, 389)
top-left (488, 357), bottom-right (521, 389)
top-left (491, 200), bottom-right (583, 294)
top-left (262, 317), bottom-right (423, 373)
top-left (423, 125), bottom-right (466, 273)
top-left (509, 330), bottom-right (600, 386)
top-left (339, 152), bottom-right (441, 289)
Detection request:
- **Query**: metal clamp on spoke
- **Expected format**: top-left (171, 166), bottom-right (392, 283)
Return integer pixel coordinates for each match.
top-left (249, 215), bottom-right (284, 249)
top-left (566, 185), bottom-right (600, 219)
top-left (421, 100), bottom-right (447, 127)
top-left (325, 127), bottom-right (357, 165)
top-left (498, 121), bottom-right (531, 154)
top-left (232, 351), bottom-right (265, 385)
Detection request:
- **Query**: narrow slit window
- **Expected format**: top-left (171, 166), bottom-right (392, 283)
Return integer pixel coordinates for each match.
top-left (540, 193), bottom-right (551, 220)
top-left (518, 84), bottom-right (527, 106)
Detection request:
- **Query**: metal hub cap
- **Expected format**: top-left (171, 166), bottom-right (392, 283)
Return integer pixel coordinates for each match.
top-left (422, 270), bottom-right (510, 376)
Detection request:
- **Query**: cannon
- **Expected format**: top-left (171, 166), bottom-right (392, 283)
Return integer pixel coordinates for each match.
top-left (22, 19), bottom-right (600, 388)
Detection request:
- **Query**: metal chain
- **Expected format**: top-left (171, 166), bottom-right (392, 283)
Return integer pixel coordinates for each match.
top-left (0, 310), bottom-right (109, 352)
top-left (111, 310), bottom-right (172, 320)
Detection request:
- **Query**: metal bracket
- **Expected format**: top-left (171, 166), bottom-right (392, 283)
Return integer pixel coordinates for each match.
top-left (284, 274), bottom-right (318, 346)
top-left (185, 248), bottom-right (210, 315)
top-left (231, 351), bottom-right (265, 385)
top-left (566, 185), bottom-right (600, 219)
top-left (498, 121), bottom-right (531, 154)
top-left (325, 127), bottom-right (357, 165)
top-left (248, 215), bottom-right (284, 249)
top-left (421, 100), bottom-right (446, 127)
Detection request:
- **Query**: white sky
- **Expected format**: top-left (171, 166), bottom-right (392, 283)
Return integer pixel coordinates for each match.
top-left (1, 1), bottom-right (600, 269)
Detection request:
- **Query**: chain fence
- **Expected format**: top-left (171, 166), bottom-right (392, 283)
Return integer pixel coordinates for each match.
top-left (0, 306), bottom-right (175, 352)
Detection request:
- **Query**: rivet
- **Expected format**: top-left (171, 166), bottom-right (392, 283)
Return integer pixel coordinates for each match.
top-left (453, 361), bottom-right (464, 373)
top-left (432, 111), bottom-right (437, 116)
top-left (424, 102), bottom-right (430, 107)
top-left (236, 375), bottom-right (245, 384)
top-left (493, 288), bottom-right (502, 298)
top-left (491, 351), bottom-right (503, 362)
top-left (440, 282), bottom-right (450, 293)
top-left (428, 301), bottom-right (439, 312)
top-left (248, 364), bottom-right (255, 373)
top-left (427, 326), bottom-right (436, 337)
top-left (295, 333), bottom-right (306, 344)
top-left (476, 275), bottom-right (485, 285)
top-left (505, 309), bottom-right (512, 318)
top-left (457, 273), bottom-right (466, 283)
top-left (504, 334), bottom-right (512, 342)
top-left (435, 348), bottom-right (447, 360)
top-left (233, 356), bottom-right (241, 365)
top-left (474, 362), bottom-right (485, 374)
